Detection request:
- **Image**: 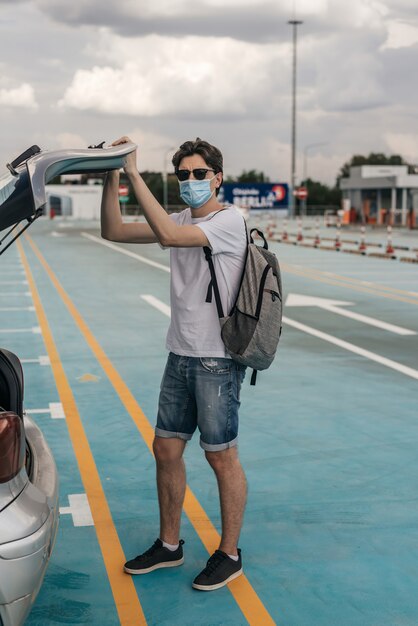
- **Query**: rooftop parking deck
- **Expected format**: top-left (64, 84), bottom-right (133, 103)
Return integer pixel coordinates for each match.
top-left (2, 217), bottom-right (417, 626)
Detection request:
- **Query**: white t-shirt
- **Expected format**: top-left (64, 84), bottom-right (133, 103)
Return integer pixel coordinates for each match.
top-left (165, 206), bottom-right (247, 357)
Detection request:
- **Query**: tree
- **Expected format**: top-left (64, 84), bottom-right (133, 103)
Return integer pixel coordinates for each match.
top-left (140, 171), bottom-right (163, 204)
top-left (305, 178), bottom-right (341, 206)
top-left (337, 153), bottom-right (410, 184)
top-left (139, 172), bottom-right (184, 208)
top-left (226, 169), bottom-right (270, 183)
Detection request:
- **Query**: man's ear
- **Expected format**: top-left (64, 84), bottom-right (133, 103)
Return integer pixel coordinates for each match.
top-left (216, 173), bottom-right (223, 188)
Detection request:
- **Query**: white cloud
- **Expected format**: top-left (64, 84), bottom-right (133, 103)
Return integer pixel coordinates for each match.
top-left (2, 0), bottom-right (418, 186)
top-left (112, 127), bottom-right (182, 171)
top-left (31, 0), bottom-right (351, 43)
top-left (313, 29), bottom-right (387, 112)
top-left (382, 20), bottom-right (418, 49)
top-left (59, 33), bottom-right (289, 117)
top-left (384, 132), bottom-right (418, 162)
top-left (0, 83), bottom-right (38, 109)
top-left (55, 132), bottom-right (88, 148)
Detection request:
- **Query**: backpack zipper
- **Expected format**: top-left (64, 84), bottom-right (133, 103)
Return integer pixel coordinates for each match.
top-left (255, 265), bottom-right (271, 319)
top-left (264, 288), bottom-right (281, 302)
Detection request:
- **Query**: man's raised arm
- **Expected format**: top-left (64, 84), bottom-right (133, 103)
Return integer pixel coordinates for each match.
top-left (112, 136), bottom-right (209, 249)
top-left (100, 170), bottom-right (157, 244)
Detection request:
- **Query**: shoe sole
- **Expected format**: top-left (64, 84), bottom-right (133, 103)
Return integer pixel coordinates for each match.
top-left (124, 557), bottom-right (184, 575)
top-left (192, 568), bottom-right (243, 591)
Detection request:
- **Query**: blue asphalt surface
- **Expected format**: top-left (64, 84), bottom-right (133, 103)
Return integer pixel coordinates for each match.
top-left (1, 218), bottom-right (418, 625)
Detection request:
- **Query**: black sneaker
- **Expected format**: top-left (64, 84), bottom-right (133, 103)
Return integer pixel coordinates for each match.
top-left (124, 539), bottom-right (184, 575)
top-left (192, 549), bottom-right (243, 591)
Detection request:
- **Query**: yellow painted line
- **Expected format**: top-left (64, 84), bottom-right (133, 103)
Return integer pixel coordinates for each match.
top-left (17, 240), bottom-right (147, 626)
top-left (24, 233), bottom-right (277, 626)
top-left (282, 262), bottom-right (418, 301)
top-left (281, 264), bottom-right (418, 306)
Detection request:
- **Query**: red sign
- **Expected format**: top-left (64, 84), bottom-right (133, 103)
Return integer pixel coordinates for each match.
top-left (271, 185), bottom-right (286, 202)
top-left (119, 184), bottom-right (129, 197)
top-left (295, 187), bottom-right (308, 200)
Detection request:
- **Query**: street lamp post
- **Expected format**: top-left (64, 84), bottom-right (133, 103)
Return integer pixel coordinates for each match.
top-left (163, 147), bottom-right (176, 211)
top-left (302, 142), bottom-right (327, 216)
top-left (288, 18), bottom-right (303, 219)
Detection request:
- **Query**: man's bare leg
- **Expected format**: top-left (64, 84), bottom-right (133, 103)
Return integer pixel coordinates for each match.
top-left (205, 447), bottom-right (247, 555)
top-left (153, 436), bottom-right (187, 544)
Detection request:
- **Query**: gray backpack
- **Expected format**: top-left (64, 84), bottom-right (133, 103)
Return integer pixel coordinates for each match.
top-left (204, 222), bottom-right (283, 385)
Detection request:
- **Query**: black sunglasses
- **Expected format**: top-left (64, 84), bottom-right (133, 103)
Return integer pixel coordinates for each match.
top-left (175, 168), bottom-right (215, 181)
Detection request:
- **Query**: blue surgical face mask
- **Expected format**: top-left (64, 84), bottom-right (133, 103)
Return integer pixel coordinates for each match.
top-left (179, 176), bottom-right (216, 209)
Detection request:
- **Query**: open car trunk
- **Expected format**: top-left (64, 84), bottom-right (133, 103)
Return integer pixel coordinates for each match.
top-left (0, 142), bottom-right (136, 254)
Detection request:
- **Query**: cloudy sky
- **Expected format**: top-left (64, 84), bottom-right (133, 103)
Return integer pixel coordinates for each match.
top-left (1, 0), bottom-right (417, 185)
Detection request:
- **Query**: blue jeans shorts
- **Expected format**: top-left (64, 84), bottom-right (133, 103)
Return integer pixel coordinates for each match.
top-left (155, 352), bottom-right (246, 452)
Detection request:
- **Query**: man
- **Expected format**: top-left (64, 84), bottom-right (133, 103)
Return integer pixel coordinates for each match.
top-left (101, 137), bottom-right (247, 591)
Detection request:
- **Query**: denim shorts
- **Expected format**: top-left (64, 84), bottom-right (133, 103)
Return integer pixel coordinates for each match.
top-left (155, 352), bottom-right (246, 452)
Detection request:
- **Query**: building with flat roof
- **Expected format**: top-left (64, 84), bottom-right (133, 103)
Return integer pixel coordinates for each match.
top-left (340, 165), bottom-right (418, 227)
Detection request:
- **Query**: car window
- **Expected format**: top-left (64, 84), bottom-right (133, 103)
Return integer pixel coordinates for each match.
top-left (0, 171), bottom-right (18, 205)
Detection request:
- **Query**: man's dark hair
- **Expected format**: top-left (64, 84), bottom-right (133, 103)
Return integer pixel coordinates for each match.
top-left (172, 138), bottom-right (223, 195)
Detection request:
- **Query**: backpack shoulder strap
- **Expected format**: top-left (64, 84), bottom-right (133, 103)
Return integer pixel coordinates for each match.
top-left (203, 246), bottom-right (224, 318)
top-left (202, 210), bottom-right (248, 320)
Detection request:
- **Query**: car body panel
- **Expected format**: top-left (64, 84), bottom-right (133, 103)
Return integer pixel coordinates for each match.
top-left (0, 143), bottom-right (136, 233)
top-left (0, 479), bottom-right (50, 547)
top-left (0, 468), bottom-right (28, 512)
top-left (0, 415), bottom-right (59, 626)
top-left (0, 169), bottom-right (35, 233)
top-left (27, 144), bottom-right (135, 212)
top-left (0, 143), bottom-right (135, 625)
top-left (1, 593), bottom-right (33, 626)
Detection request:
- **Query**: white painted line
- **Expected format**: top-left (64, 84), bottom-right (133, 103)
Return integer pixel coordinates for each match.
top-left (0, 280), bottom-right (28, 285)
top-left (82, 232), bottom-right (171, 273)
top-left (60, 494), bottom-right (94, 527)
top-left (323, 304), bottom-right (416, 335)
top-left (50, 231), bottom-right (67, 237)
top-left (286, 293), bottom-right (416, 336)
top-left (0, 306), bottom-right (35, 312)
top-left (20, 355), bottom-right (50, 366)
top-left (3, 292), bottom-right (31, 297)
top-left (26, 403), bottom-right (64, 418)
top-left (141, 294), bottom-right (171, 317)
top-left (282, 315), bottom-right (418, 381)
top-left (142, 295), bottom-right (418, 382)
top-left (0, 326), bottom-right (41, 334)
top-left (50, 402), bottom-right (65, 419)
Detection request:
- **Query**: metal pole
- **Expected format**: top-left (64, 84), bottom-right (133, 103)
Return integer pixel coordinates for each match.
top-left (163, 147), bottom-right (176, 211)
top-left (302, 146), bottom-right (308, 218)
top-left (288, 20), bottom-right (303, 219)
top-left (302, 142), bottom-right (327, 217)
top-left (163, 171), bottom-right (168, 211)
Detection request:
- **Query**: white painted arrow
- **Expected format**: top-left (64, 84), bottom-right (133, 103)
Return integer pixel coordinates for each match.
top-left (143, 294), bottom-right (418, 381)
top-left (285, 293), bottom-right (416, 336)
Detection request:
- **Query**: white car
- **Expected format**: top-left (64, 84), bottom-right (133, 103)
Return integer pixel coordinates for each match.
top-left (0, 142), bottom-right (136, 625)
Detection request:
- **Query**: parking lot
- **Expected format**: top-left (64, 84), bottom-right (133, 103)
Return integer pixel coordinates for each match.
top-left (2, 218), bottom-right (417, 625)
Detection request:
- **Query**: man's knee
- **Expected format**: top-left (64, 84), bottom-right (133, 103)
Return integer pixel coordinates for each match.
top-left (205, 446), bottom-right (239, 472)
top-left (153, 436), bottom-right (186, 464)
